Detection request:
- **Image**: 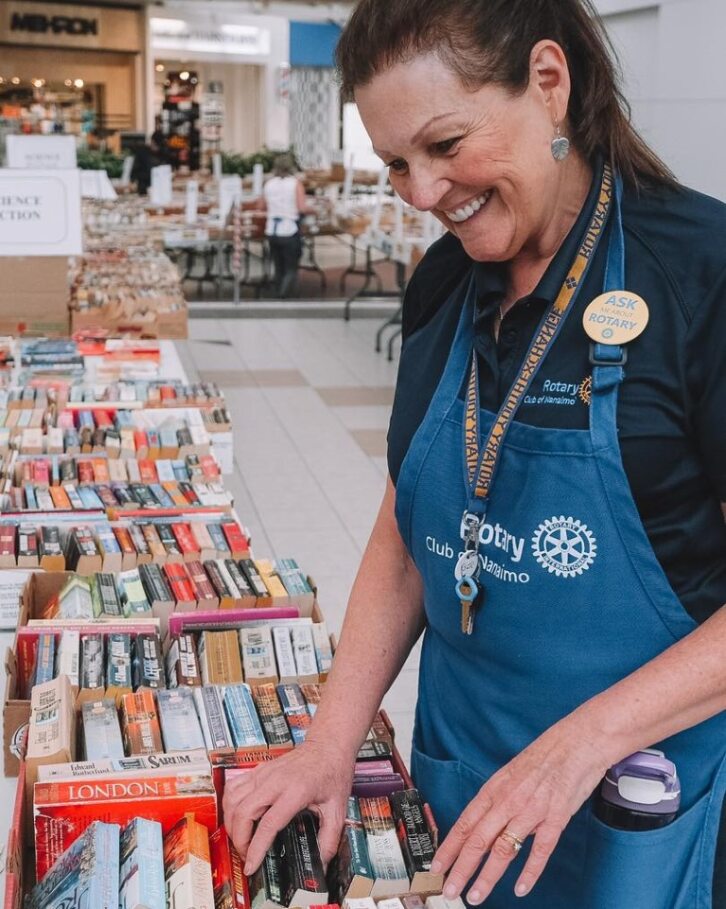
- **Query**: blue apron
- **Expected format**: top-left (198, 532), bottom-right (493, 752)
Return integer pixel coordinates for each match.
top-left (394, 173), bottom-right (726, 907)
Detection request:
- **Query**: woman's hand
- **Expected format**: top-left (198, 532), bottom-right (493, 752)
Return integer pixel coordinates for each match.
top-left (223, 736), bottom-right (356, 873)
top-left (431, 715), bottom-right (613, 903)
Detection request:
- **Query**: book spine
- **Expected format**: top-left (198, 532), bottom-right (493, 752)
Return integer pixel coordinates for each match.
top-left (222, 683), bottom-right (267, 749)
top-left (251, 683), bottom-right (293, 749)
top-left (157, 688), bottom-right (207, 752)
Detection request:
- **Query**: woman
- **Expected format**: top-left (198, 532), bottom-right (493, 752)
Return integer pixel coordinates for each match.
top-left (224, 1), bottom-right (726, 905)
top-left (261, 153), bottom-right (310, 298)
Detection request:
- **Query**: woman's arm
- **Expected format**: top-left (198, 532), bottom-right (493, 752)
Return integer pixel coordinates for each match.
top-left (435, 594), bottom-right (726, 904)
top-left (223, 477), bottom-right (425, 870)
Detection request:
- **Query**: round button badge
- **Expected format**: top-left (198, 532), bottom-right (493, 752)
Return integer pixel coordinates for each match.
top-left (583, 291), bottom-right (649, 345)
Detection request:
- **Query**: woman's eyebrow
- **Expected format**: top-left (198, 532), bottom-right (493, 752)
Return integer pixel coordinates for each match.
top-left (372, 112), bottom-right (459, 159)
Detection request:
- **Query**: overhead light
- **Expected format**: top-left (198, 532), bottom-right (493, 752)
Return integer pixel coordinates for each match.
top-left (64, 79), bottom-right (72, 87)
top-left (11, 77), bottom-right (20, 85)
top-left (179, 71), bottom-right (190, 81)
top-left (74, 78), bottom-right (84, 88)
top-left (155, 63), bottom-right (165, 72)
top-left (0, 78), bottom-right (5, 85)
top-left (32, 78), bottom-right (44, 88)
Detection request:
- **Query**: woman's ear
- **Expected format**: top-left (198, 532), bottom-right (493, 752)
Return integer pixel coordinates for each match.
top-left (529, 39), bottom-right (572, 125)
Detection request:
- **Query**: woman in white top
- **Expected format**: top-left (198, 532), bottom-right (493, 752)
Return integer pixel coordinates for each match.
top-left (260, 154), bottom-right (311, 298)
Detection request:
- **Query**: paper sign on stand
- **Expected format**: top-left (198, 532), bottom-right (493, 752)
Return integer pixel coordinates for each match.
top-left (219, 174), bottom-right (241, 222)
top-left (185, 180), bottom-right (199, 224)
top-left (0, 168), bottom-right (82, 256)
top-left (252, 163), bottom-right (264, 199)
top-left (212, 153), bottom-right (222, 180)
top-left (6, 135), bottom-right (77, 169)
top-left (80, 169), bottom-right (118, 201)
top-left (150, 164), bottom-right (173, 206)
top-left (119, 155), bottom-right (135, 187)
top-left (342, 155), bottom-right (355, 209)
top-left (370, 167), bottom-right (389, 233)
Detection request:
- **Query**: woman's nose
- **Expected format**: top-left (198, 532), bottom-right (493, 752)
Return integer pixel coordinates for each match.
top-left (406, 168), bottom-right (449, 212)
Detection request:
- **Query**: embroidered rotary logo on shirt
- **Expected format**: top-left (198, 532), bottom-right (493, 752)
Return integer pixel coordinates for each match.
top-left (531, 516), bottom-right (597, 577)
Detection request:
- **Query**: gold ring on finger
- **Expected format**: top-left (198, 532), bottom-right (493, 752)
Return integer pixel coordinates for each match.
top-left (498, 830), bottom-right (524, 854)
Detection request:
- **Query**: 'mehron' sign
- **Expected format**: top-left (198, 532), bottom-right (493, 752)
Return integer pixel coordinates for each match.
top-left (10, 12), bottom-right (99, 36)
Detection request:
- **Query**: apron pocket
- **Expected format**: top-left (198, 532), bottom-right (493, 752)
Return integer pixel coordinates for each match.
top-left (581, 789), bottom-right (711, 909)
top-left (411, 745), bottom-right (485, 839)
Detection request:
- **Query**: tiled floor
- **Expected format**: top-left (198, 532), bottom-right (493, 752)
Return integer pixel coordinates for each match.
top-left (177, 315), bottom-right (419, 764)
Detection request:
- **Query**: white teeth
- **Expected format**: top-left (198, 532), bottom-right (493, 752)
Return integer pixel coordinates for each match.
top-left (446, 191), bottom-right (491, 223)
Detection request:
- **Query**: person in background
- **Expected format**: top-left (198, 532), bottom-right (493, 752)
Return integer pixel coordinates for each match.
top-left (260, 153), bottom-right (312, 298)
top-left (131, 130), bottom-right (166, 196)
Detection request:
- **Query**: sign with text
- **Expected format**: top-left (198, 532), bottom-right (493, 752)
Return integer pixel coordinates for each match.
top-left (149, 165), bottom-right (173, 206)
top-left (80, 168), bottom-right (117, 201)
top-left (218, 174), bottom-right (241, 222)
top-left (150, 17), bottom-right (270, 58)
top-left (0, 169), bottom-right (82, 256)
top-left (0, 2), bottom-right (143, 52)
top-left (6, 135), bottom-right (77, 169)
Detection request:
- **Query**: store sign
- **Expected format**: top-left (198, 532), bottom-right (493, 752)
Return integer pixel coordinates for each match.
top-left (10, 12), bottom-right (98, 35)
top-left (150, 17), bottom-right (270, 57)
top-left (0, 2), bottom-right (142, 53)
top-left (0, 169), bottom-right (83, 256)
top-left (6, 135), bottom-right (77, 170)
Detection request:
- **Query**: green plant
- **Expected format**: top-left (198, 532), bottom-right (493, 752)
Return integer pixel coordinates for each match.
top-left (220, 146), bottom-right (300, 177)
top-left (77, 149), bottom-right (128, 179)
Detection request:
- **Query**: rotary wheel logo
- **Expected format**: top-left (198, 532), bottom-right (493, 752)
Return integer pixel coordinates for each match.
top-left (532, 516), bottom-right (597, 578)
top-left (579, 375), bottom-right (592, 405)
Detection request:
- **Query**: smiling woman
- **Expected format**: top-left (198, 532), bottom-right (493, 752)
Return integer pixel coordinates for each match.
top-left (223, 3), bottom-right (726, 908)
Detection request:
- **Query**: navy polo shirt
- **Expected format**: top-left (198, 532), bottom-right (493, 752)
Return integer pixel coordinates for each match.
top-left (388, 164), bottom-right (726, 627)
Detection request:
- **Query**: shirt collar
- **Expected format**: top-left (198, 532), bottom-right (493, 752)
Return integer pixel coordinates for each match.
top-left (471, 156), bottom-right (606, 312)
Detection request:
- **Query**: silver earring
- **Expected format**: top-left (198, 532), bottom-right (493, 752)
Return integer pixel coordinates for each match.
top-left (551, 120), bottom-right (570, 161)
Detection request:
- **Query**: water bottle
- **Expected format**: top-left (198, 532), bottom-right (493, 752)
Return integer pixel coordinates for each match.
top-left (594, 748), bottom-right (681, 831)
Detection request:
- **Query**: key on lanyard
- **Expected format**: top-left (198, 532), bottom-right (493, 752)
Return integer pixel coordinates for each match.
top-left (456, 575), bottom-right (479, 635)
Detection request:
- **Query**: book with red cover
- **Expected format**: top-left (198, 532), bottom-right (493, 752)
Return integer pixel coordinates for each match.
top-left (34, 768), bottom-right (218, 879)
top-left (220, 522), bottom-right (250, 560)
top-left (172, 522), bottom-right (200, 561)
top-left (210, 826), bottom-right (251, 909)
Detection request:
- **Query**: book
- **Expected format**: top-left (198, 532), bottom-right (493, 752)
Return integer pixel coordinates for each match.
top-left (121, 688), bottom-right (163, 755)
top-left (28, 820), bottom-right (120, 908)
top-left (251, 683), bottom-right (293, 750)
top-left (210, 826), bottom-right (250, 909)
top-left (82, 698), bottom-right (125, 761)
top-left (157, 688), bottom-right (206, 752)
top-left (276, 811), bottom-right (328, 906)
top-left (222, 683), bottom-right (267, 749)
top-left (163, 813), bottom-right (215, 909)
top-left (390, 789), bottom-right (436, 875)
top-left (358, 797), bottom-right (409, 884)
top-left (193, 685), bottom-right (233, 751)
top-left (34, 769), bottom-right (217, 879)
top-left (120, 817), bottom-right (166, 909)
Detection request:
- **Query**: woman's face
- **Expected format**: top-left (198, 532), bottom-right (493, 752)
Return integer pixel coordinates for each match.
top-left (355, 49), bottom-right (571, 263)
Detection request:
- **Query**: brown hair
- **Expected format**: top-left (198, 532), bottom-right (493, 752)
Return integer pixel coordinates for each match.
top-left (336, 0), bottom-right (676, 189)
top-left (273, 153), bottom-right (296, 177)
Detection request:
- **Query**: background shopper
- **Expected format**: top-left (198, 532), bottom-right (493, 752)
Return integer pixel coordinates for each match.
top-left (260, 153), bottom-right (311, 298)
top-left (224, 1), bottom-right (726, 906)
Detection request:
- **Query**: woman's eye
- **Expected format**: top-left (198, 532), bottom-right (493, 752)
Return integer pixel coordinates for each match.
top-left (433, 137), bottom-right (461, 155)
top-left (388, 159), bottom-right (409, 175)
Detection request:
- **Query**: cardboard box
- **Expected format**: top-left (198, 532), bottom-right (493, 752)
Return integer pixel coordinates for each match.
top-left (0, 257), bottom-right (70, 338)
top-left (3, 572), bottom-right (159, 777)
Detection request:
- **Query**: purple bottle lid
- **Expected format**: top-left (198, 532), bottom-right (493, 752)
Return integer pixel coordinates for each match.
top-left (600, 748), bottom-right (681, 815)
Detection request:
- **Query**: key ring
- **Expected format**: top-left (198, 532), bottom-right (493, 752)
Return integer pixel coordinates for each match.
top-left (455, 576), bottom-right (478, 602)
